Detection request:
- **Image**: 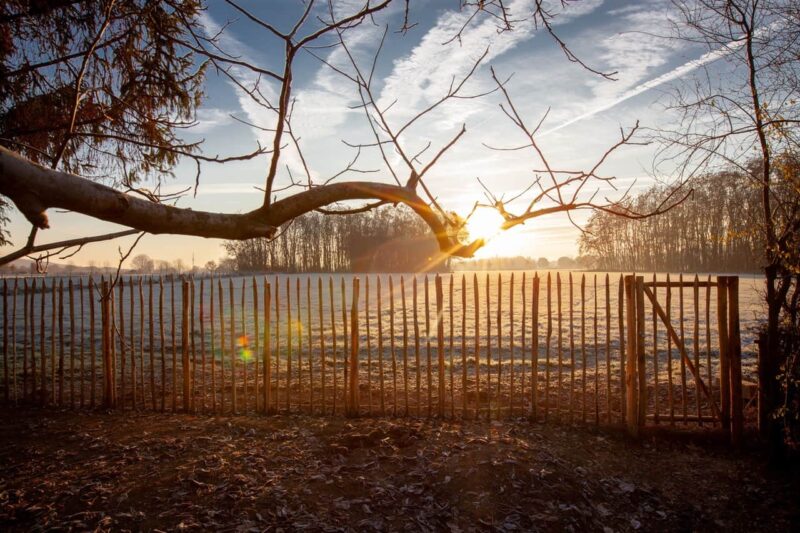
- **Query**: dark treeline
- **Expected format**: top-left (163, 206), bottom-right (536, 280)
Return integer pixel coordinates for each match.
top-left (223, 205), bottom-right (449, 273)
top-left (579, 169), bottom-right (764, 272)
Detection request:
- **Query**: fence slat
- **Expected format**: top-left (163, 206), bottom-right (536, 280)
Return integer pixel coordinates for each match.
top-left (2, 280), bottom-right (7, 404)
top-left (171, 277), bottom-right (177, 412)
top-left (139, 278), bottom-right (144, 409)
top-left (101, 280), bottom-right (111, 408)
top-left (545, 273), bottom-right (552, 421)
top-left (496, 273), bottom-right (502, 418)
top-left (231, 278), bottom-right (237, 414)
top-left (265, 279), bottom-right (271, 414)
top-left (31, 280), bottom-right (41, 405)
top-left (652, 274), bottom-right (659, 424)
top-left (461, 274), bottom-right (467, 418)
top-left (400, 276), bottom-right (408, 416)
top-left (210, 276), bottom-right (216, 414)
top-left (295, 278), bottom-right (301, 413)
top-left (581, 274), bottom-right (586, 424)
top-left (241, 279), bottom-right (247, 414)
top-left (307, 277), bottom-right (313, 414)
top-left (59, 279), bottom-right (65, 407)
top-left (556, 273), bottom-right (562, 421)
top-left (275, 276), bottom-right (281, 413)
top-left (366, 276), bottom-right (372, 415)
top-left (377, 276), bottom-right (385, 416)
top-left (69, 278), bottom-right (75, 408)
top-left (436, 275), bottom-right (445, 418)
top-left (329, 277), bottom-right (336, 415)
top-left (200, 279), bottom-right (206, 414)
top-left (347, 277), bottom-right (360, 417)
top-left (666, 274), bottom-right (674, 424)
top-left (474, 273), bottom-right (480, 420)
top-left (390, 276), bottom-right (399, 417)
top-left (319, 278), bottom-right (325, 415)
top-left (119, 276), bottom-right (126, 411)
top-left (486, 274), bottom-right (492, 421)
top-left (521, 273), bottom-right (526, 416)
top-left (679, 274), bottom-right (687, 423)
top-left (10, 279), bottom-right (17, 405)
top-left (618, 274), bottom-right (625, 423)
top-left (605, 274), bottom-right (611, 423)
top-left (569, 273), bottom-right (574, 423)
top-left (22, 280), bottom-right (27, 400)
top-left (341, 278), bottom-right (348, 410)
top-left (532, 274), bottom-right (540, 420)
top-left (694, 275), bottom-right (701, 425)
top-left (705, 275), bottom-right (712, 420)
top-left (217, 279), bottom-right (225, 414)
top-left (594, 275), bottom-right (599, 426)
top-left (425, 276), bottom-right (432, 418)
top-left (449, 274), bottom-right (454, 419)
top-left (286, 277), bottom-right (291, 413)
top-left (254, 277), bottom-right (259, 414)
top-left (39, 280), bottom-right (46, 406)
top-left (510, 273), bottom-right (515, 418)
top-left (413, 276), bottom-right (420, 417)
top-left (128, 278), bottom-right (138, 410)
top-left (182, 280), bottom-right (190, 413)
top-left (148, 278), bottom-right (155, 411)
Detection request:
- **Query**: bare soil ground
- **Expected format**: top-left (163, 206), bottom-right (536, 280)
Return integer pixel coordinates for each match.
top-left (0, 408), bottom-right (797, 532)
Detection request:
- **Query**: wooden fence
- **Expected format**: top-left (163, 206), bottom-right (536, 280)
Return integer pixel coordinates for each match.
top-left (0, 272), bottom-right (746, 442)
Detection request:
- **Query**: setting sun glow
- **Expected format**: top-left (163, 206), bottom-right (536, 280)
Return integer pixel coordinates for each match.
top-left (465, 209), bottom-right (506, 242)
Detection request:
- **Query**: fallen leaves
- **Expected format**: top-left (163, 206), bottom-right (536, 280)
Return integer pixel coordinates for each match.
top-left (0, 407), bottom-right (797, 531)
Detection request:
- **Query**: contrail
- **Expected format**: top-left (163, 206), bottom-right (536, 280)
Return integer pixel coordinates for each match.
top-left (539, 38), bottom-right (747, 137)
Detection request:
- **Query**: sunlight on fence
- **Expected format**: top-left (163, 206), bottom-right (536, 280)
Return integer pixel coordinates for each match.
top-left (0, 272), bottom-right (748, 439)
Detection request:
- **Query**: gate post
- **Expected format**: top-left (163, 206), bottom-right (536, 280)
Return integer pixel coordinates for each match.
top-left (635, 277), bottom-right (647, 429)
top-left (624, 275), bottom-right (638, 437)
top-left (727, 276), bottom-right (743, 447)
top-left (716, 276), bottom-right (731, 434)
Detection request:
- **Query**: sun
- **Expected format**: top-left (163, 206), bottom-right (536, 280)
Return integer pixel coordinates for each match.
top-left (465, 208), bottom-right (506, 242)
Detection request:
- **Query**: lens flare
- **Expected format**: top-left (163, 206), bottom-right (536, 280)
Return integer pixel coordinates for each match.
top-left (237, 335), bottom-right (252, 361)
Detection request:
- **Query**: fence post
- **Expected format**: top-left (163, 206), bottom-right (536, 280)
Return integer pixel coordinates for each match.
top-left (727, 276), bottom-right (743, 447)
top-left (347, 277), bottom-right (360, 417)
top-left (436, 275), bottom-right (445, 418)
top-left (716, 276), bottom-right (731, 433)
top-left (624, 275), bottom-right (638, 437)
top-left (101, 280), bottom-right (114, 409)
top-left (182, 280), bottom-right (190, 413)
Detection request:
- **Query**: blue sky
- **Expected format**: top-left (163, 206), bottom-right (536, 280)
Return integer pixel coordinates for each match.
top-left (3, 0), bottom-right (732, 268)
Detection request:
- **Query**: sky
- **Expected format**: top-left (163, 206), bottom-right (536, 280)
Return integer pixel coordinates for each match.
top-left (2, 0), bottom-right (734, 268)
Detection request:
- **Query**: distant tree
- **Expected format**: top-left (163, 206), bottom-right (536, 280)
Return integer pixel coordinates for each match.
top-left (537, 257), bottom-right (551, 269)
top-left (204, 260), bottom-right (217, 273)
top-left (130, 253), bottom-right (154, 273)
top-left (172, 258), bottom-right (186, 274)
top-left (575, 255), bottom-right (597, 270)
top-left (556, 256), bottom-right (576, 269)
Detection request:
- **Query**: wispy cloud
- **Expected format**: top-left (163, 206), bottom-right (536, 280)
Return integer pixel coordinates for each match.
top-left (540, 37), bottom-right (744, 137)
top-left (191, 108), bottom-right (236, 134)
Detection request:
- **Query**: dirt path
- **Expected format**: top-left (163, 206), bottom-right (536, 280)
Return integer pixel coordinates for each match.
top-left (0, 408), bottom-right (796, 531)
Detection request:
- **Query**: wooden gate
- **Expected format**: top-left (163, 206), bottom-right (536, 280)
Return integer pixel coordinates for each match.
top-left (623, 275), bottom-right (744, 445)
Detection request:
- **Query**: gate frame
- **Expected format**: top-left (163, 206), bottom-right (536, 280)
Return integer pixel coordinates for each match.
top-left (624, 275), bottom-right (743, 446)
